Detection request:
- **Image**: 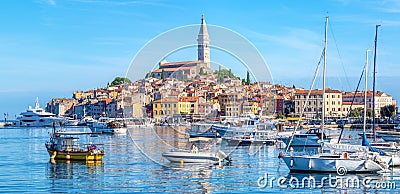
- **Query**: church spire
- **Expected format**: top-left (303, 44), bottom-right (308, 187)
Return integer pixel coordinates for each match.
top-left (198, 14), bottom-right (210, 67)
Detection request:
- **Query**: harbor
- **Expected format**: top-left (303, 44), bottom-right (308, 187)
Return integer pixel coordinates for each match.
top-left (3, 0), bottom-right (400, 193)
top-left (1, 125), bottom-right (400, 193)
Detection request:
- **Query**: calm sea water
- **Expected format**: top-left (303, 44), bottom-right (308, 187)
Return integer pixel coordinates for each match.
top-left (0, 126), bottom-right (400, 193)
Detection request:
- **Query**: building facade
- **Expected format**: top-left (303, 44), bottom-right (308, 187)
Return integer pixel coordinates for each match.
top-left (294, 89), bottom-right (342, 119)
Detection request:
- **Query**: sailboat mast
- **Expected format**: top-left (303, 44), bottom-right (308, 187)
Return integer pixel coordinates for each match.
top-left (321, 16), bottom-right (328, 140)
top-left (372, 24), bottom-right (380, 142)
top-left (363, 50), bottom-right (370, 133)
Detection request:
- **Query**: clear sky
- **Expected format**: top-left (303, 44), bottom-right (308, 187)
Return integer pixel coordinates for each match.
top-left (1, 0), bottom-right (400, 118)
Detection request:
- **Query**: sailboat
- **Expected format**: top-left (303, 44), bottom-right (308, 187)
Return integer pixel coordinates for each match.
top-left (281, 17), bottom-right (385, 174)
top-left (358, 26), bottom-right (400, 166)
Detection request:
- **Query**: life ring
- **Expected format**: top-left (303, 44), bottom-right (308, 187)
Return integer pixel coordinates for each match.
top-left (342, 152), bottom-right (348, 159)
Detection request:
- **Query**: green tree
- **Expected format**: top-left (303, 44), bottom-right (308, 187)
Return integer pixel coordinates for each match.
top-left (349, 107), bottom-right (362, 117)
top-left (146, 72), bottom-right (151, 78)
top-left (161, 69), bottom-right (165, 81)
top-left (381, 105), bottom-right (396, 118)
top-left (110, 77), bottom-right (131, 86)
top-left (215, 68), bottom-right (239, 80)
top-left (242, 78), bottom-right (246, 85)
top-left (277, 112), bottom-right (284, 119)
top-left (246, 71), bottom-right (250, 85)
top-left (366, 109), bottom-right (373, 118)
top-left (199, 67), bottom-right (205, 75)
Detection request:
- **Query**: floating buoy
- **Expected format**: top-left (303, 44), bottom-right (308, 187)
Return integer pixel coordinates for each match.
top-left (278, 152), bottom-right (283, 158)
top-left (290, 159), bottom-right (294, 167)
top-left (180, 160), bottom-right (184, 166)
top-left (66, 154), bottom-right (71, 160)
top-left (342, 152), bottom-right (348, 159)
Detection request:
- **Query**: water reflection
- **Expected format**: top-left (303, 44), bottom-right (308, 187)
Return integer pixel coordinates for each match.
top-left (46, 160), bottom-right (104, 180)
top-left (160, 163), bottom-right (219, 193)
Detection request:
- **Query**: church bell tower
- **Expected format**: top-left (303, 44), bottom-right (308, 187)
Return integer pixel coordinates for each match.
top-left (197, 14), bottom-right (210, 68)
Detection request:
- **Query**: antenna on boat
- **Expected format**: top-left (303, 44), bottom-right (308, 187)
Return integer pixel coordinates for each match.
top-left (35, 97), bottom-right (40, 109)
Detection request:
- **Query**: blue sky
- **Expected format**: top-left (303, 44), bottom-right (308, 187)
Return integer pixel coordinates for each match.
top-left (1, 0), bottom-right (400, 118)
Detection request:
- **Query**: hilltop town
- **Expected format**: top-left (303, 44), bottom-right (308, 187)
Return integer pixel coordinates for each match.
top-left (45, 15), bottom-right (397, 123)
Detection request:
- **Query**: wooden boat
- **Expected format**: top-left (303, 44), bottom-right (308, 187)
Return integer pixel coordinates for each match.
top-left (45, 131), bottom-right (105, 161)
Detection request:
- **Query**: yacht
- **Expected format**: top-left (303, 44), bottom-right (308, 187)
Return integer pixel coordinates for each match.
top-left (222, 120), bottom-right (277, 146)
top-left (13, 98), bottom-right (65, 127)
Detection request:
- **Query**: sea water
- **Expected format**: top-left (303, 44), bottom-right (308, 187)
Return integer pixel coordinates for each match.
top-left (0, 126), bottom-right (399, 193)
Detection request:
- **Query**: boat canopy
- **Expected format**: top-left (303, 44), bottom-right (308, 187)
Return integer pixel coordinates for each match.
top-left (323, 143), bottom-right (368, 153)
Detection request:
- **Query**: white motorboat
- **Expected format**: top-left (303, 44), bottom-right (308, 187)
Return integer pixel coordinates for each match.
top-left (12, 98), bottom-right (65, 127)
top-left (77, 116), bottom-right (96, 126)
top-left (222, 124), bottom-right (277, 146)
top-left (65, 118), bottom-right (79, 126)
top-left (280, 127), bottom-right (329, 147)
top-left (162, 149), bottom-right (230, 164)
top-left (89, 117), bottom-right (127, 134)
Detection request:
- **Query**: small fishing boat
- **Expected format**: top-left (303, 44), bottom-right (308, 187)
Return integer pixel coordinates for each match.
top-left (45, 130), bottom-right (105, 161)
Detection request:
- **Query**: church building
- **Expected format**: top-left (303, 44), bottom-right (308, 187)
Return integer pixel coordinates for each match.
top-left (150, 14), bottom-right (213, 81)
